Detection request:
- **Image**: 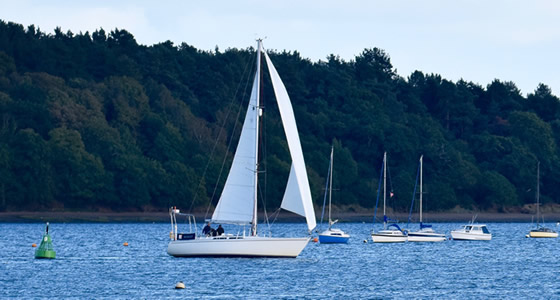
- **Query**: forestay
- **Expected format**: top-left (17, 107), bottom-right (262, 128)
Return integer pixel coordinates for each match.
top-left (264, 52), bottom-right (316, 232)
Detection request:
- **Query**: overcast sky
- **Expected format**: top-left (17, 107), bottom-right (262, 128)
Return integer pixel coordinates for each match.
top-left (2, 0), bottom-right (560, 96)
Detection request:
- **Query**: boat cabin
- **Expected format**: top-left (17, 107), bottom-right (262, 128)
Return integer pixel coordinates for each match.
top-left (462, 225), bottom-right (490, 234)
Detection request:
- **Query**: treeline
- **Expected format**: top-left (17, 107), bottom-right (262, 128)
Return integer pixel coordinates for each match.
top-left (0, 20), bottom-right (559, 213)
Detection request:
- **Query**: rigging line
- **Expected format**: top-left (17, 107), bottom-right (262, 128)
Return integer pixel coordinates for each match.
top-left (386, 158), bottom-right (397, 220)
top-left (188, 49), bottom-right (255, 217)
top-left (204, 58), bottom-right (255, 219)
top-left (319, 148), bottom-right (332, 230)
top-left (387, 159), bottom-right (394, 193)
top-left (203, 85), bottom-right (247, 220)
top-left (261, 52), bottom-right (268, 236)
top-left (257, 49), bottom-right (268, 233)
top-left (407, 160), bottom-right (420, 228)
top-left (372, 158), bottom-right (384, 226)
top-left (269, 207), bottom-right (282, 228)
top-left (258, 177), bottom-right (272, 236)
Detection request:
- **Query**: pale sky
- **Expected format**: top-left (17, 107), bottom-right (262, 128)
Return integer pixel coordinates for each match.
top-left (2, 0), bottom-right (560, 96)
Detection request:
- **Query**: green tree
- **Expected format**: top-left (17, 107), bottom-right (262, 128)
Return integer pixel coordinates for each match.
top-left (48, 128), bottom-right (107, 208)
top-left (477, 170), bottom-right (518, 209)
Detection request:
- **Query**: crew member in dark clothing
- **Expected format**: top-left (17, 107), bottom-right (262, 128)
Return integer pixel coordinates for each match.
top-left (216, 225), bottom-right (224, 236)
top-left (202, 222), bottom-right (213, 236)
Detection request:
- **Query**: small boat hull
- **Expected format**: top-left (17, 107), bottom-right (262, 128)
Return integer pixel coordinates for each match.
top-left (318, 229), bottom-right (350, 244)
top-left (371, 230), bottom-right (407, 243)
top-left (167, 236), bottom-right (310, 258)
top-left (450, 231), bottom-right (491, 241)
top-left (528, 229), bottom-right (558, 238)
top-left (407, 231), bottom-right (446, 242)
top-left (451, 224), bottom-right (492, 241)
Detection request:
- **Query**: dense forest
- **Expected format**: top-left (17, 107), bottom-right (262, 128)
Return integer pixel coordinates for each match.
top-left (1, 20), bottom-right (559, 215)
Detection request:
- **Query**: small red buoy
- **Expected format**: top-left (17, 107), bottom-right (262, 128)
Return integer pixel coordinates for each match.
top-left (123, 242), bottom-right (129, 246)
top-left (312, 237), bottom-right (318, 243)
top-left (32, 243), bottom-right (37, 247)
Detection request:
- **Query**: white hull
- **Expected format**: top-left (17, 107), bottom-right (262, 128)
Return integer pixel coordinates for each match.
top-left (407, 231), bottom-right (446, 242)
top-left (371, 230), bottom-right (408, 243)
top-left (450, 231), bottom-right (491, 241)
top-left (167, 236), bottom-right (310, 258)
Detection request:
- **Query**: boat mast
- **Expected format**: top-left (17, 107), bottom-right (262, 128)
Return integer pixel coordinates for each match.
top-left (383, 152), bottom-right (387, 230)
top-left (251, 39), bottom-right (262, 236)
top-left (536, 161), bottom-right (540, 228)
top-left (419, 155), bottom-right (423, 224)
top-left (328, 146), bottom-right (333, 229)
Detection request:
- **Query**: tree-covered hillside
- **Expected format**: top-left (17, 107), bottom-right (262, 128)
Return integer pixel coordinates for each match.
top-left (1, 20), bottom-right (559, 213)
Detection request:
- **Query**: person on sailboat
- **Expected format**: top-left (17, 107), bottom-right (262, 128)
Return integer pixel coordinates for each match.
top-left (202, 222), bottom-right (213, 236)
top-left (217, 225), bottom-right (224, 236)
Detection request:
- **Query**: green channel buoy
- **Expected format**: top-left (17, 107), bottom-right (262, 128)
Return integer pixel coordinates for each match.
top-left (35, 222), bottom-right (56, 259)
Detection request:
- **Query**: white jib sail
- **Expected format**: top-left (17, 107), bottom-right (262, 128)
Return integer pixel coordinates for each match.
top-left (264, 51), bottom-right (317, 232)
top-left (211, 73), bottom-right (259, 224)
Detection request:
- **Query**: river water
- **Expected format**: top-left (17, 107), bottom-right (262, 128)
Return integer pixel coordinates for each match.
top-left (1, 222), bottom-right (559, 299)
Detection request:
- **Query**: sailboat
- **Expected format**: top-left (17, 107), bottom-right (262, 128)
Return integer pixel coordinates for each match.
top-left (406, 156), bottom-right (446, 242)
top-left (167, 39), bottom-right (316, 257)
top-left (371, 152), bottom-right (407, 243)
top-left (527, 161), bottom-right (558, 238)
top-left (318, 146), bottom-right (350, 243)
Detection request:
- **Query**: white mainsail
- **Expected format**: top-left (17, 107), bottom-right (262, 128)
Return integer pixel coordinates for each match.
top-left (211, 73), bottom-right (259, 225)
top-left (264, 52), bottom-right (317, 232)
top-left (211, 42), bottom-right (316, 232)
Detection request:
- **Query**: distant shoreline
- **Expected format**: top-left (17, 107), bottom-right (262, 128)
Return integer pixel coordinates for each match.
top-left (1, 211), bottom-right (560, 223)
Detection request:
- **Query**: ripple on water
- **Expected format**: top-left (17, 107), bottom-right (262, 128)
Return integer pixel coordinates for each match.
top-left (1, 222), bottom-right (559, 298)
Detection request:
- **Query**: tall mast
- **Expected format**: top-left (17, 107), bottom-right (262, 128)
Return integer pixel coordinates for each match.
top-left (419, 155), bottom-right (423, 223)
top-left (328, 146), bottom-right (333, 228)
top-left (383, 152), bottom-right (387, 229)
top-left (251, 39), bottom-right (262, 236)
top-left (536, 161), bottom-right (540, 227)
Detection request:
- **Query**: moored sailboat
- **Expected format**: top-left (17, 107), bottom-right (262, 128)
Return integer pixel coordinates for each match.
top-left (406, 156), bottom-right (446, 242)
top-left (167, 39), bottom-right (316, 257)
top-left (371, 152), bottom-right (407, 243)
top-left (318, 146), bottom-right (350, 244)
top-left (527, 161), bottom-right (558, 238)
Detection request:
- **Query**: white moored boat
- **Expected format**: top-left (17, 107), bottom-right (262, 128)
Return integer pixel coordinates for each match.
top-left (318, 146), bottom-right (350, 244)
top-left (371, 225), bottom-right (408, 243)
top-left (450, 224), bottom-right (491, 241)
top-left (167, 39), bottom-right (316, 258)
top-left (371, 152), bottom-right (407, 243)
top-left (527, 161), bottom-right (558, 238)
top-left (406, 156), bottom-right (446, 242)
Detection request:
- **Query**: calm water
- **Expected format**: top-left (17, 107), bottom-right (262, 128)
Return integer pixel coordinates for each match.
top-left (1, 222), bottom-right (559, 299)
